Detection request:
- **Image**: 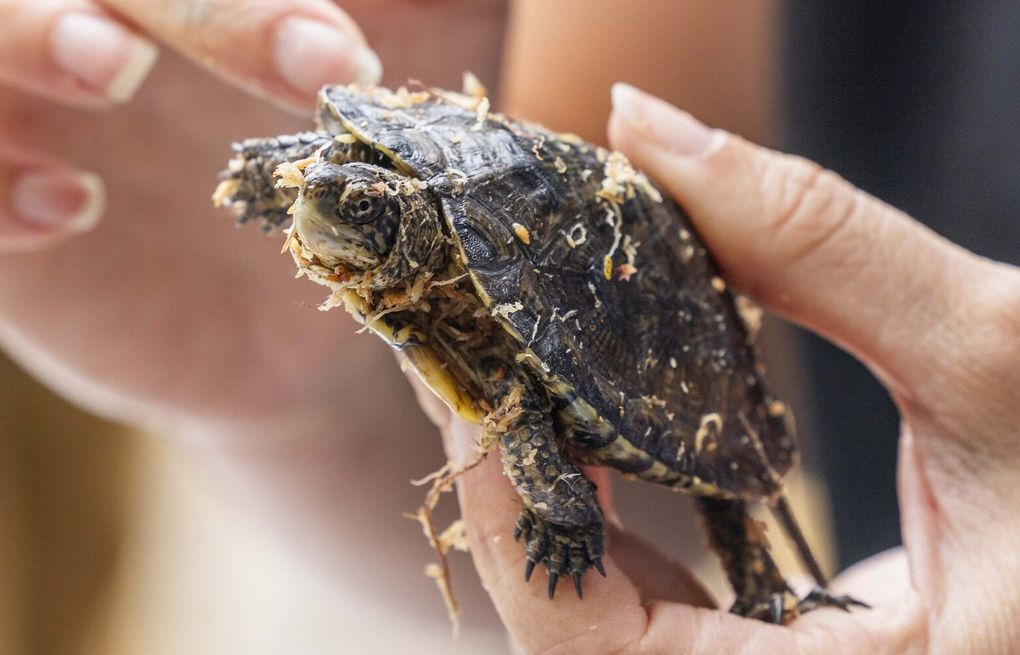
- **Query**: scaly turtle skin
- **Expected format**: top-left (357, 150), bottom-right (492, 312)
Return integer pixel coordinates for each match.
top-left (215, 84), bottom-right (866, 622)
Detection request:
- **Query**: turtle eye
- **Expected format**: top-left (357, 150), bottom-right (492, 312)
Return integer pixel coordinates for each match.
top-left (339, 193), bottom-right (385, 225)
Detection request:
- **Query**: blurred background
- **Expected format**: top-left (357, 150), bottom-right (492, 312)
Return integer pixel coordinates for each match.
top-left (1, 1), bottom-right (1016, 652)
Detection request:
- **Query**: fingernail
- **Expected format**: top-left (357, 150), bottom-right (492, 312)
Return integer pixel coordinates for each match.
top-left (51, 12), bottom-right (159, 103)
top-left (12, 170), bottom-right (105, 233)
top-left (611, 82), bottom-right (723, 158)
top-left (275, 17), bottom-right (383, 95)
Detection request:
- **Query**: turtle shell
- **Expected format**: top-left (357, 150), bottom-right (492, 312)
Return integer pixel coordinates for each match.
top-left (318, 86), bottom-right (795, 499)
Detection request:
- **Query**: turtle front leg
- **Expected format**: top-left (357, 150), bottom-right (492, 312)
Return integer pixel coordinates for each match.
top-left (215, 132), bottom-right (332, 230)
top-left (495, 383), bottom-right (605, 599)
top-left (696, 497), bottom-right (794, 623)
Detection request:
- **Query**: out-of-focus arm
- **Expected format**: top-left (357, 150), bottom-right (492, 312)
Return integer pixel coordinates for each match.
top-left (500, 0), bottom-right (779, 145)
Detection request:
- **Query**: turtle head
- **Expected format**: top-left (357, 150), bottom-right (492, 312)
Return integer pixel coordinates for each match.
top-left (293, 161), bottom-right (443, 287)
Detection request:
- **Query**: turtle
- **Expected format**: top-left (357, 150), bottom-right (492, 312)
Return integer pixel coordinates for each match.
top-left (214, 83), bottom-right (867, 623)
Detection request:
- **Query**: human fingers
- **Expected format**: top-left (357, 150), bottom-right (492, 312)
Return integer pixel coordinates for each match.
top-left (604, 523), bottom-right (716, 608)
top-left (0, 145), bottom-right (103, 253)
top-left (100, 0), bottom-right (381, 110)
top-left (608, 83), bottom-right (1019, 455)
top-left (0, 0), bottom-right (157, 106)
top-left (609, 84), bottom-right (1020, 652)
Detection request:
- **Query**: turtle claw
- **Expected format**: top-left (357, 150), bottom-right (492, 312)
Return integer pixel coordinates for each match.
top-left (731, 591), bottom-right (791, 624)
top-left (514, 512), bottom-right (533, 542)
top-left (514, 508), bottom-right (603, 601)
top-left (547, 573), bottom-right (559, 599)
top-left (770, 594), bottom-right (785, 625)
top-left (732, 587), bottom-right (871, 624)
top-left (798, 588), bottom-right (871, 614)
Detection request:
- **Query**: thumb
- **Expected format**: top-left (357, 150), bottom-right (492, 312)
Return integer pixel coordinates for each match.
top-left (607, 83), bottom-right (1009, 408)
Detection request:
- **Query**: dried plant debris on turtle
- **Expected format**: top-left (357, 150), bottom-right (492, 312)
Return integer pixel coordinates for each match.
top-left (215, 81), bottom-right (869, 625)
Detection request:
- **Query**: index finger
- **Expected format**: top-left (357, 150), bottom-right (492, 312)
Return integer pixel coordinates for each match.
top-left (100, 0), bottom-right (381, 109)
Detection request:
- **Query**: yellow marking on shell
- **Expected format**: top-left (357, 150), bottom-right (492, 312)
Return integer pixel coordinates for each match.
top-left (711, 276), bottom-right (726, 293)
top-left (694, 412), bottom-right (723, 452)
top-left (338, 290), bottom-right (485, 424)
top-left (602, 255), bottom-right (613, 279)
top-left (512, 223), bottom-right (531, 244)
top-left (768, 401), bottom-right (787, 417)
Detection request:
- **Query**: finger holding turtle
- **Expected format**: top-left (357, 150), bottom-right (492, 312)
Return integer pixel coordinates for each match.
top-left (435, 85), bottom-right (1019, 654)
top-left (97, 0), bottom-right (380, 110)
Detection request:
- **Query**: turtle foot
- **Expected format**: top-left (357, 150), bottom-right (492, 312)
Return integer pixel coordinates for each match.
top-left (513, 508), bottom-right (604, 600)
top-left (798, 587), bottom-right (871, 614)
top-left (730, 590), bottom-right (794, 624)
top-left (731, 587), bottom-right (870, 624)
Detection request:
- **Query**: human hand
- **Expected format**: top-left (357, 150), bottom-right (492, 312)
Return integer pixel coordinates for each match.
top-left (0, 4), bottom-right (509, 643)
top-left (424, 84), bottom-right (1020, 653)
top-left (0, 0), bottom-right (505, 424)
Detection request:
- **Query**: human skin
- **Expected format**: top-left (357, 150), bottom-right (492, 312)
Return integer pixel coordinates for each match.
top-left (0, 0), bottom-right (510, 645)
top-left (427, 85), bottom-right (1020, 654)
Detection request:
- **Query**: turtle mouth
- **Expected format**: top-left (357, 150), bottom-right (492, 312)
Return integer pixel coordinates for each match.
top-left (291, 194), bottom-right (381, 272)
top-left (288, 161), bottom-right (389, 271)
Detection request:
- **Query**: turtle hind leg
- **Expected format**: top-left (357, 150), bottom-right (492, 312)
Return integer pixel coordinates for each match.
top-left (496, 381), bottom-right (605, 599)
top-left (798, 588), bottom-right (871, 613)
top-left (771, 495), bottom-right (871, 615)
top-left (696, 497), bottom-right (795, 623)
